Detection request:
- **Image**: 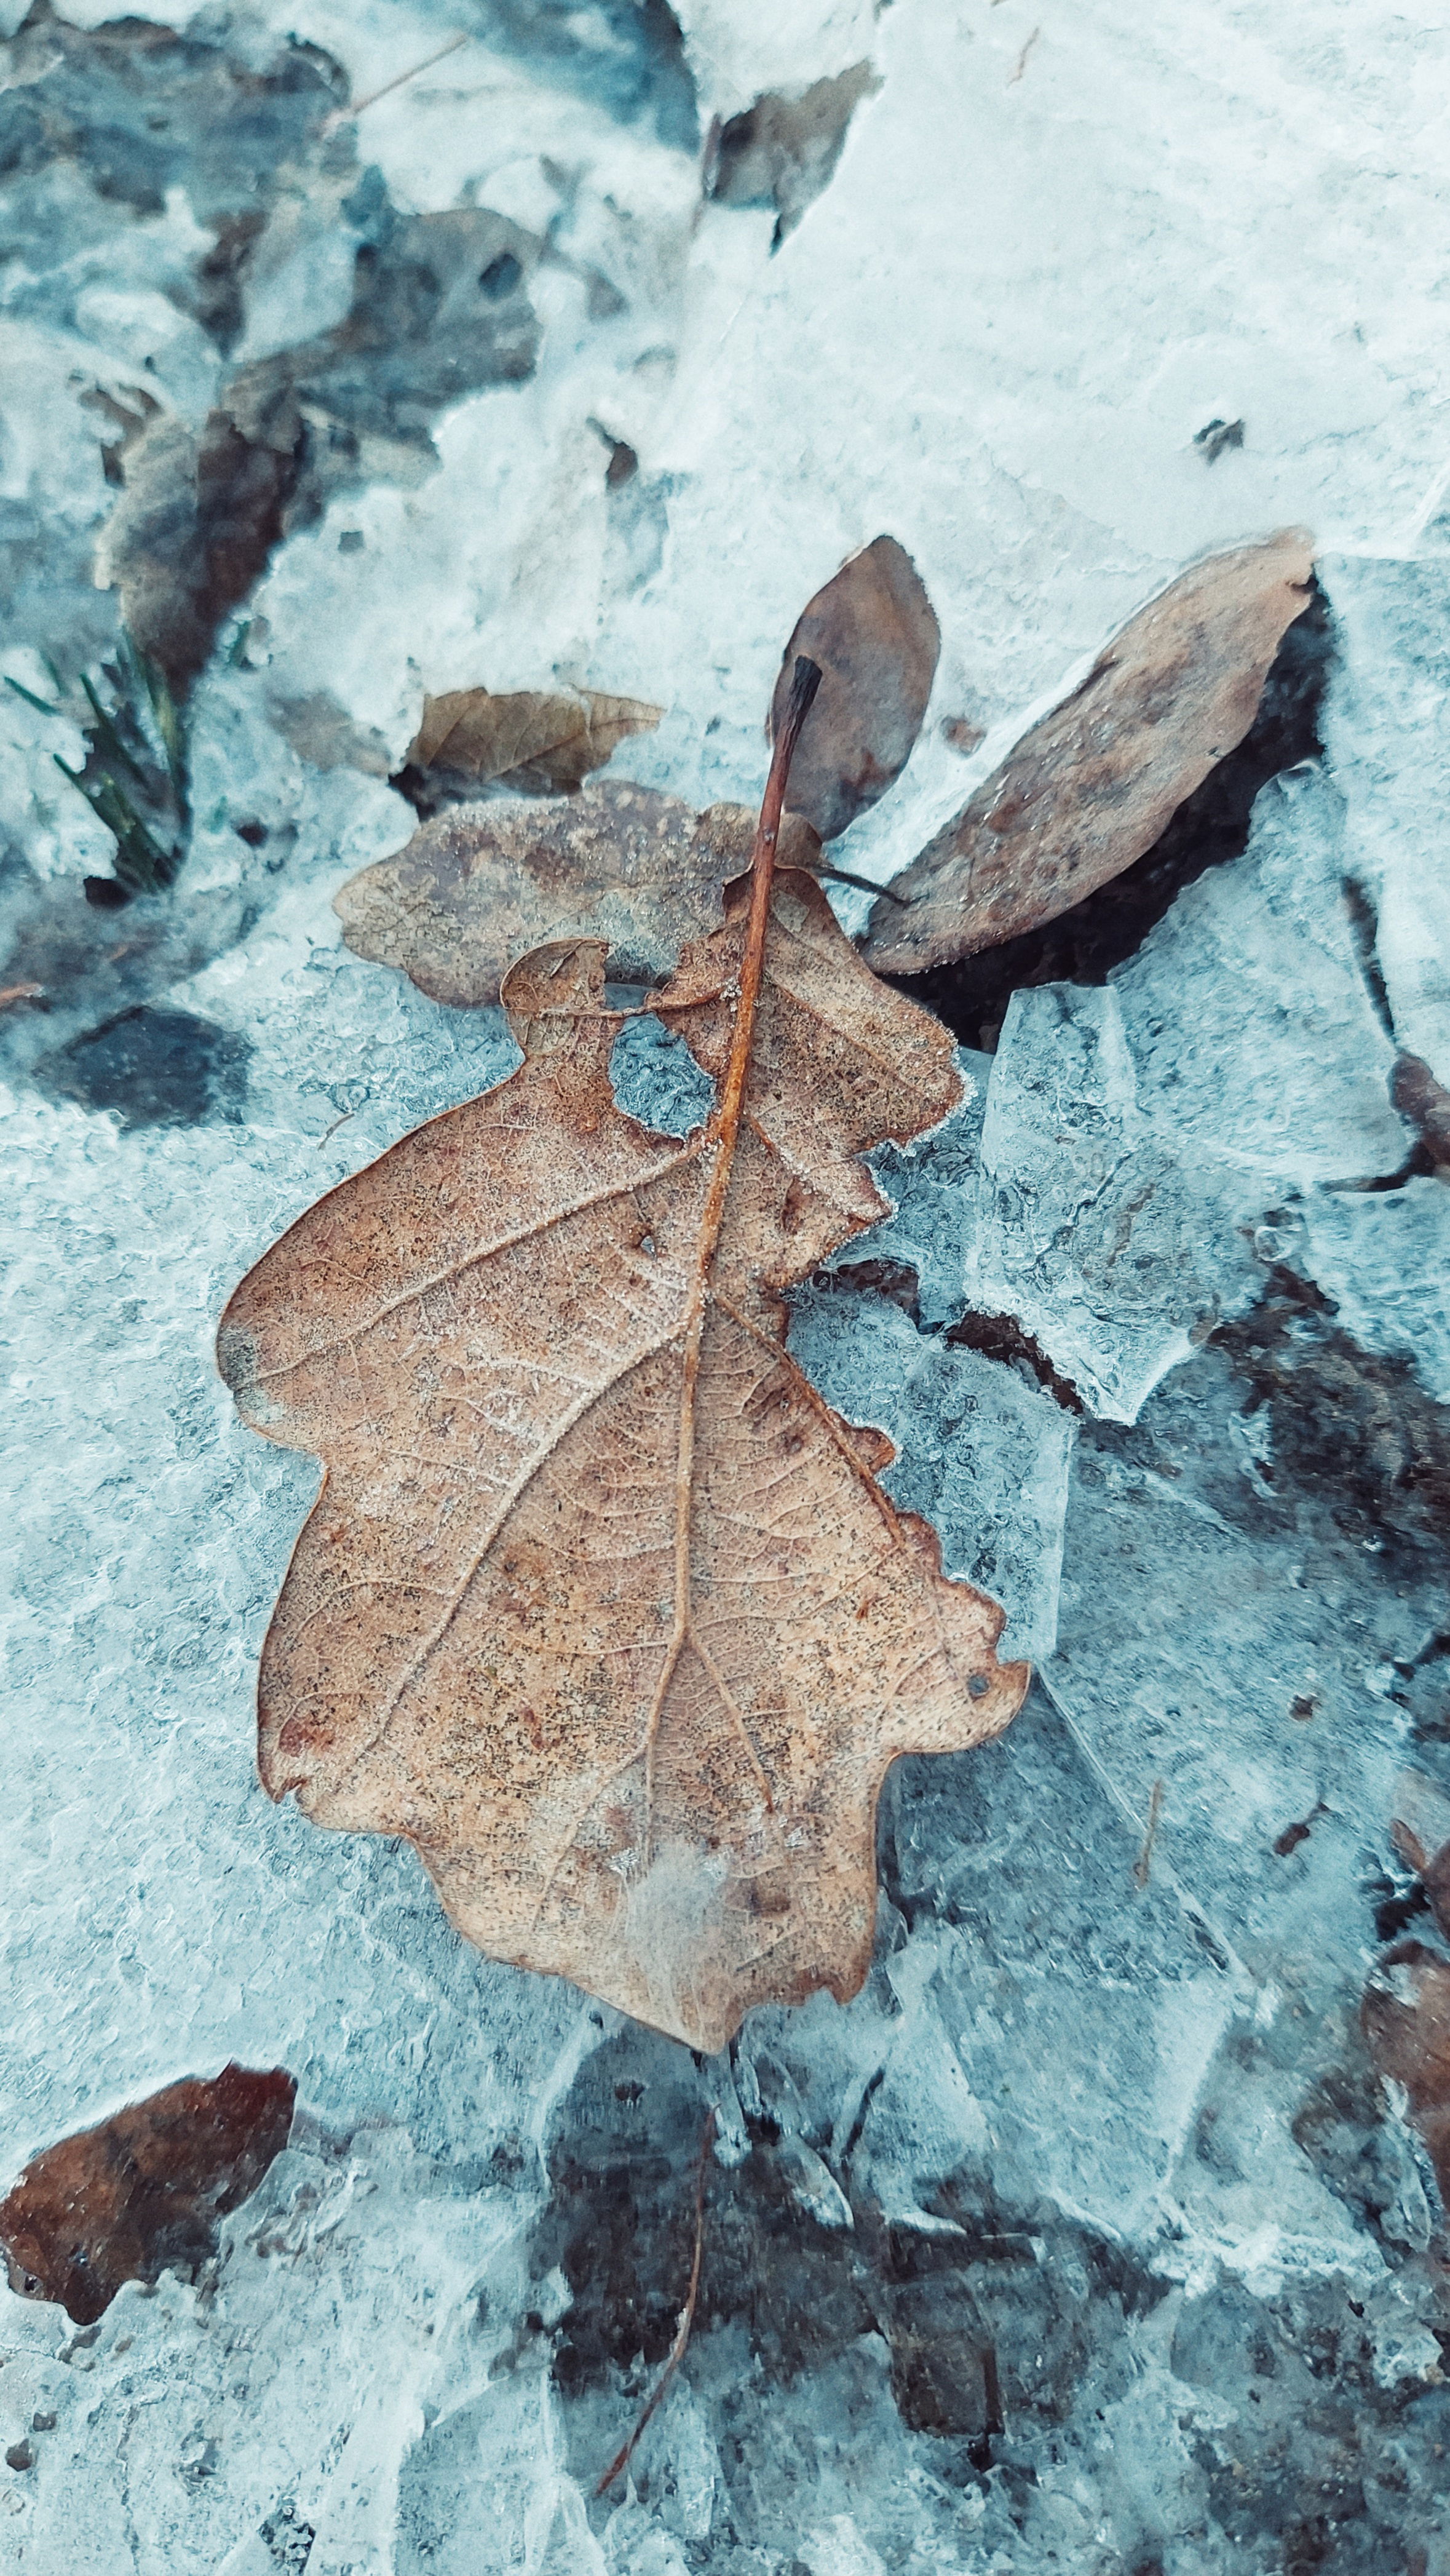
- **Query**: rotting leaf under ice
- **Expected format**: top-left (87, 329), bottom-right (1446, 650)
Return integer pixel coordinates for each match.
top-left (400, 683), bottom-right (663, 806)
top-left (1363, 1943), bottom-right (1450, 2208)
top-left (220, 674), bottom-right (1026, 2051)
top-left (0, 2065), bottom-right (295, 2326)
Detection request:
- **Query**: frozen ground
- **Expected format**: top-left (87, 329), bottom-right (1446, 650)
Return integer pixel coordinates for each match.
top-left (3, 2), bottom-right (1450, 2569)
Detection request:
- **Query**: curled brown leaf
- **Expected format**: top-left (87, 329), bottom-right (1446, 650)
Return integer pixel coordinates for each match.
top-left (769, 534), bottom-right (941, 842)
top-left (1391, 1053), bottom-right (1450, 1175)
top-left (863, 529), bottom-right (1315, 972)
top-left (1363, 1943), bottom-right (1450, 2210)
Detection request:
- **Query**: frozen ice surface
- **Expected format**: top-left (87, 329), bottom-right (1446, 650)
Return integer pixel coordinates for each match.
top-left (972, 981), bottom-right (1219, 1423)
top-left (956, 769), bottom-right (1406, 1423)
top-left (1302, 1178), bottom-right (1450, 1405)
top-left (1321, 553), bottom-right (1450, 1084)
top-left (788, 1286), bottom-right (1073, 1664)
top-left (831, 1044), bottom-right (992, 1329)
top-left (608, 1011), bottom-right (716, 1138)
top-left (6, 0), bottom-right (1450, 2569)
top-left (1039, 1330), bottom-right (1447, 2302)
top-left (1112, 766), bottom-right (1404, 1190)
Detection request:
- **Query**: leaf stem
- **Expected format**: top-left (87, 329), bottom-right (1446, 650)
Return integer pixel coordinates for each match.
top-left (704, 654), bottom-right (824, 1231)
top-left (595, 2109), bottom-right (715, 2498)
top-left (806, 857), bottom-right (908, 905)
top-left (643, 657), bottom-right (821, 1852)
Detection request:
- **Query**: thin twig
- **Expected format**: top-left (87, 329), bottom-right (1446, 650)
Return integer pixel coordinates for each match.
top-left (1008, 27), bottom-right (1040, 82)
top-left (0, 981), bottom-right (44, 1011)
top-left (806, 859), bottom-right (909, 905)
top-left (1133, 1778), bottom-right (1165, 1889)
top-left (596, 2109), bottom-right (716, 2498)
top-left (323, 32), bottom-right (469, 133)
top-left (642, 656), bottom-right (821, 1858)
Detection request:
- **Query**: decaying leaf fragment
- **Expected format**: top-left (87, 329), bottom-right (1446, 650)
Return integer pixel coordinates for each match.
top-left (0, 2065), bottom-right (295, 2325)
top-left (863, 529), bottom-right (1315, 972)
top-left (769, 534), bottom-right (941, 841)
top-left (335, 782), bottom-right (823, 1008)
top-left (405, 684), bottom-right (662, 800)
top-left (1363, 1943), bottom-right (1450, 2208)
top-left (221, 672), bottom-right (1028, 2051)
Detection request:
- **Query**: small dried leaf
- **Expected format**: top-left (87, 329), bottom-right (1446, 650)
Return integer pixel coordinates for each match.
top-left (0, 2066), bottom-right (295, 2324)
top-left (408, 685), bottom-right (662, 796)
top-left (863, 530), bottom-right (1315, 972)
top-left (335, 782), bottom-right (823, 1007)
top-left (707, 62), bottom-right (882, 242)
top-left (1391, 1053), bottom-right (1450, 1174)
top-left (220, 873), bottom-right (1027, 2052)
top-left (1363, 1943), bottom-right (1450, 2208)
top-left (769, 535), bottom-right (941, 841)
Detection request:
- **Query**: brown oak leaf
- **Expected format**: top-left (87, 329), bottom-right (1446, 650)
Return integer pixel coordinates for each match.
top-left (220, 676), bottom-right (1027, 2049)
top-left (334, 782), bottom-right (823, 1008)
top-left (863, 529), bottom-right (1315, 972)
top-left (406, 684), bottom-right (662, 799)
top-left (769, 534), bottom-right (941, 842)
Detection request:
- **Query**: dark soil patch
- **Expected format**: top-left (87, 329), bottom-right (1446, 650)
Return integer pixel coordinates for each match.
top-left (1213, 1266), bottom-right (1450, 1576)
top-left (41, 1001), bottom-right (250, 1126)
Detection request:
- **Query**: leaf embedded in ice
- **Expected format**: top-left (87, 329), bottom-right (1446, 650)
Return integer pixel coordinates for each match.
top-left (707, 62), bottom-right (882, 244)
top-left (863, 530), bottom-right (1315, 972)
top-left (1363, 1944), bottom-right (1450, 2207)
top-left (406, 684), bottom-right (662, 799)
top-left (333, 782), bottom-right (824, 1008)
top-left (1392, 1052), bottom-right (1450, 1175)
top-left (220, 838), bottom-right (1027, 2051)
top-left (768, 534), bottom-right (941, 841)
top-left (0, 2066), bottom-right (296, 2326)
top-left (1390, 1816), bottom-right (1450, 1942)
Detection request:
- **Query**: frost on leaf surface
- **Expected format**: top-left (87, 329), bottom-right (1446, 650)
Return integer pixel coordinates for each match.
top-left (333, 784), bottom-right (824, 1009)
top-left (218, 872), bottom-right (1028, 2053)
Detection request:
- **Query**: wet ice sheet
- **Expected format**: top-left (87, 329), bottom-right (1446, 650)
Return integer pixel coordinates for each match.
top-left (833, 1045), bottom-right (992, 1329)
top-left (1302, 1179), bottom-right (1450, 1406)
top-left (5, 0), bottom-right (1450, 2570)
top-left (1321, 552), bottom-right (1450, 1085)
top-left (786, 1287), bottom-right (1074, 1663)
top-left (971, 981), bottom-right (1221, 1423)
top-left (957, 769), bottom-right (1406, 1421)
top-left (1037, 1329), bottom-right (1446, 2315)
top-left (1112, 766), bottom-right (1403, 1188)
